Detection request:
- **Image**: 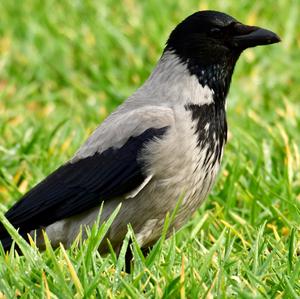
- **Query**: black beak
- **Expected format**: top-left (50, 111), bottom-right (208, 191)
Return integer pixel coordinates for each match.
top-left (231, 23), bottom-right (281, 50)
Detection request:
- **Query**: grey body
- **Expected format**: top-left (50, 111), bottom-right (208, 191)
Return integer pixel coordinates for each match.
top-left (36, 51), bottom-right (222, 250)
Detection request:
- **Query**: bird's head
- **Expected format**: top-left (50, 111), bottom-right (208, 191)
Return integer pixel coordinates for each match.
top-left (167, 10), bottom-right (280, 65)
top-left (165, 10), bottom-right (280, 101)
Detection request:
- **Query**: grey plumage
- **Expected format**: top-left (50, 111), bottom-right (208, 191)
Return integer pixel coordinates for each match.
top-left (0, 11), bottom-right (280, 256)
top-left (39, 51), bottom-right (220, 250)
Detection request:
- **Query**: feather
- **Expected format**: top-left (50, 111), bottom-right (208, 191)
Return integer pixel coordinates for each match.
top-left (0, 127), bottom-right (169, 249)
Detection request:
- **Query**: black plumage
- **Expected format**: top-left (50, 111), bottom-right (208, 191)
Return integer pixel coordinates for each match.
top-left (185, 103), bottom-right (227, 167)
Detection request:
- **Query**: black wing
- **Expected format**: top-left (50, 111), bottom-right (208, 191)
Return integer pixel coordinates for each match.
top-left (0, 127), bottom-right (169, 249)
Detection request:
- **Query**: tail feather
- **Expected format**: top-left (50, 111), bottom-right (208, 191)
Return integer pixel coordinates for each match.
top-left (1, 236), bottom-right (13, 252)
top-left (0, 220), bottom-right (28, 252)
top-left (0, 223), bottom-right (13, 251)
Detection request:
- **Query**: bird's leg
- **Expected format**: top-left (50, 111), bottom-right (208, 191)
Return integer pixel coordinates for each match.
top-left (124, 244), bottom-right (153, 273)
top-left (124, 241), bottom-right (133, 273)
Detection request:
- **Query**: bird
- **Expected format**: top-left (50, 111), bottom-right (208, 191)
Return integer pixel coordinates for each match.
top-left (0, 11), bottom-right (280, 264)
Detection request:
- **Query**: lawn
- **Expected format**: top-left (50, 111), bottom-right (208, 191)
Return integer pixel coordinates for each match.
top-left (0, 0), bottom-right (299, 297)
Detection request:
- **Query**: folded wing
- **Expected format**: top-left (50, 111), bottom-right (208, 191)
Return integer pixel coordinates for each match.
top-left (0, 106), bottom-right (175, 250)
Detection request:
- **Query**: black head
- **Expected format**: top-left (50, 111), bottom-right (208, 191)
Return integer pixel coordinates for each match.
top-left (166, 11), bottom-right (280, 102)
top-left (167, 10), bottom-right (280, 65)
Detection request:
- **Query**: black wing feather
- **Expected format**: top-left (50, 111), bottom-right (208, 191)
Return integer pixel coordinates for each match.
top-left (0, 127), bottom-right (168, 248)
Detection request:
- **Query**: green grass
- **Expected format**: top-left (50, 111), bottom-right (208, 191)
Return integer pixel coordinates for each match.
top-left (0, 0), bottom-right (299, 297)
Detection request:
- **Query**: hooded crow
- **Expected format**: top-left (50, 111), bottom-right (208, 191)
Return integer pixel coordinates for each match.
top-left (0, 11), bottom-right (280, 258)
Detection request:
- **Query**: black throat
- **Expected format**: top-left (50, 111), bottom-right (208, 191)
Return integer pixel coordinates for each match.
top-left (181, 57), bottom-right (235, 168)
top-left (186, 57), bottom-right (236, 106)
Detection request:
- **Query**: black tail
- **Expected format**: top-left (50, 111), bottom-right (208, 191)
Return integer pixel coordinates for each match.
top-left (1, 236), bottom-right (13, 252)
top-left (0, 222), bottom-right (13, 251)
top-left (0, 221), bottom-right (28, 252)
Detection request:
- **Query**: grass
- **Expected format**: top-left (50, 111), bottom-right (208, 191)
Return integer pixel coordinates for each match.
top-left (0, 0), bottom-right (299, 297)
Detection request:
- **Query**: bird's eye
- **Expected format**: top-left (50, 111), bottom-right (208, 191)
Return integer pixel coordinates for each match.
top-left (209, 27), bottom-right (222, 38)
